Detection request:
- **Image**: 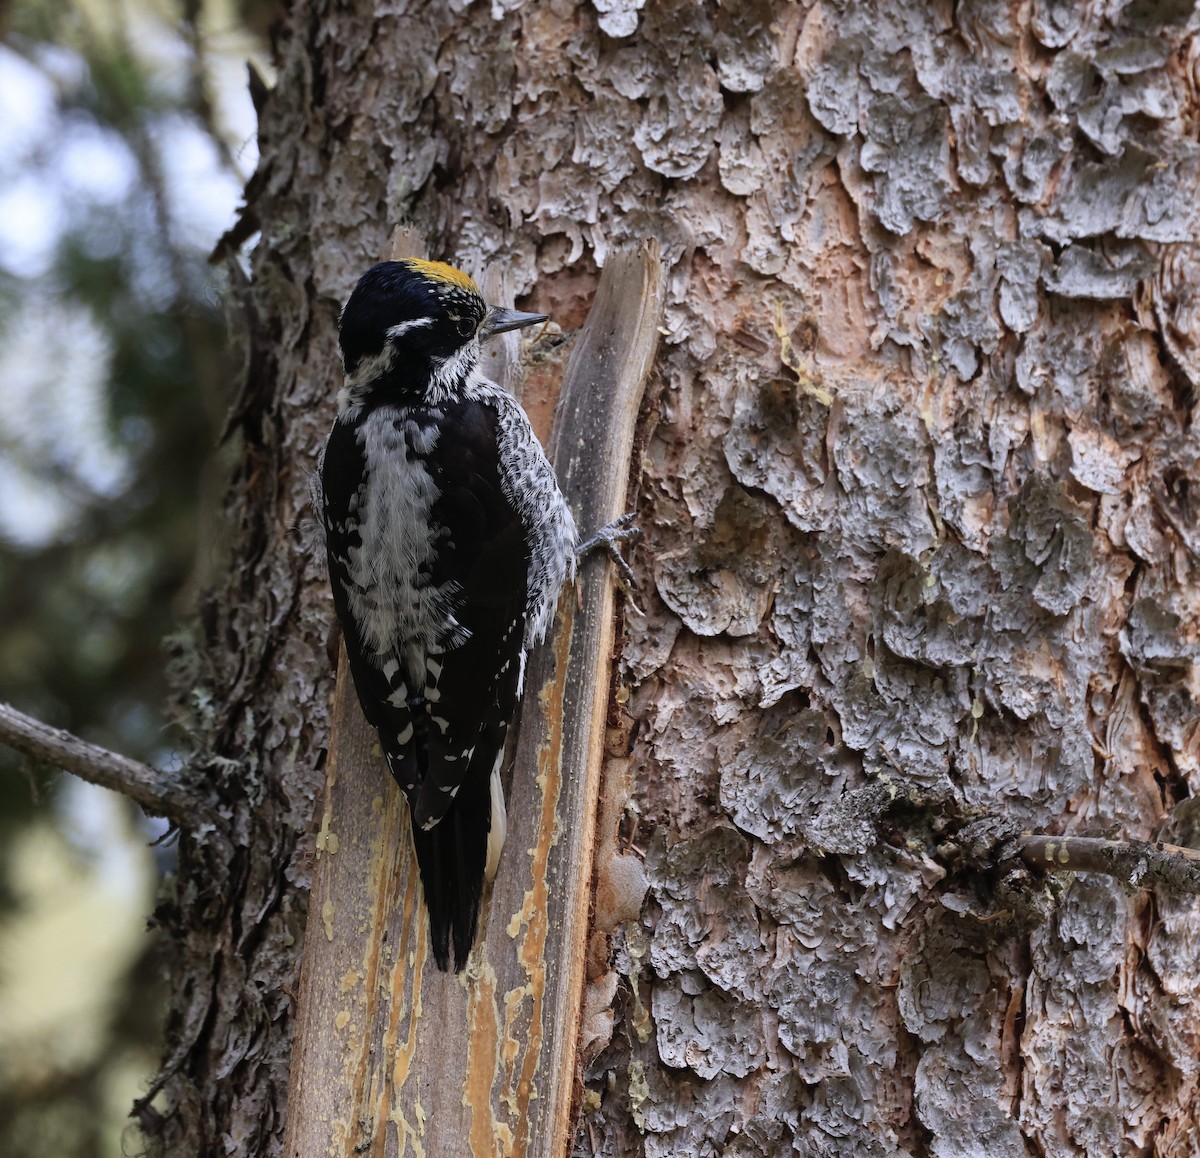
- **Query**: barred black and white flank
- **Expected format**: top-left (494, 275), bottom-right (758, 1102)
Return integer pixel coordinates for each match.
top-left (315, 259), bottom-right (576, 971)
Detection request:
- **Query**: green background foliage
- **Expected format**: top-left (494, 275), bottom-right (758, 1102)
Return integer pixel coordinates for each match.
top-left (0, 0), bottom-right (260, 1149)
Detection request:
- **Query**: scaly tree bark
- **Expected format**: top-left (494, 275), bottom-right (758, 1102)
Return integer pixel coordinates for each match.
top-left (150, 2), bottom-right (1200, 1155)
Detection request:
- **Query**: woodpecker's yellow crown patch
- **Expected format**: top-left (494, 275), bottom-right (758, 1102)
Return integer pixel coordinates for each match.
top-left (402, 259), bottom-right (480, 296)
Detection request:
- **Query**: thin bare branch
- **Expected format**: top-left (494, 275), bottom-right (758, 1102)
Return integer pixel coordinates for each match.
top-left (1011, 833), bottom-right (1200, 894)
top-left (0, 701), bottom-right (217, 829)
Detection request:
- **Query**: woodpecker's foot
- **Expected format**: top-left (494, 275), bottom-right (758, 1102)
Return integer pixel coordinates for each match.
top-left (578, 512), bottom-right (641, 590)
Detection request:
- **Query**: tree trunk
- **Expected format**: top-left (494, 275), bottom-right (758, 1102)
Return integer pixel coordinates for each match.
top-left (153, 2), bottom-right (1200, 1155)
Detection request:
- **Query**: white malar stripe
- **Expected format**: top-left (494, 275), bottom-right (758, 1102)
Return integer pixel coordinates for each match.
top-left (429, 340), bottom-right (485, 401)
top-left (485, 753), bottom-right (507, 882)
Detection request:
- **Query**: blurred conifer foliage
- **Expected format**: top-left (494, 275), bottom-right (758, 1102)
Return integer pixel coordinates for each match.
top-left (0, 0), bottom-right (261, 1150)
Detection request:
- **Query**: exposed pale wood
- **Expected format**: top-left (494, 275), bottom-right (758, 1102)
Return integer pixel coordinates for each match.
top-left (495, 240), bottom-right (665, 1158)
top-left (283, 237), bottom-right (664, 1158)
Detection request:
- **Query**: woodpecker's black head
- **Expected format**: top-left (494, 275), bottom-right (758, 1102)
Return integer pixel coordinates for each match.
top-left (338, 260), bottom-right (547, 403)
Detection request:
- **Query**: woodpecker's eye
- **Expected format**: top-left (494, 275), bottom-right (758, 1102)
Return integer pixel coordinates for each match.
top-left (451, 313), bottom-right (477, 340)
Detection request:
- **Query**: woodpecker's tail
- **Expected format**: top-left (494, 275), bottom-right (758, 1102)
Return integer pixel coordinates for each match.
top-left (408, 783), bottom-right (491, 972)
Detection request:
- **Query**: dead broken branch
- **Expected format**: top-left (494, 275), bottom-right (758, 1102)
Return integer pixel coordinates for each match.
top-left (0, 700), bottom-right (218, 829)
top-left (1009, 832), bottom-right (1200, 894)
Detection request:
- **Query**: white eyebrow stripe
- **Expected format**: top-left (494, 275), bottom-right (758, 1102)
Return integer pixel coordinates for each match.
top-left (386, 317), bottom-right (434, 340)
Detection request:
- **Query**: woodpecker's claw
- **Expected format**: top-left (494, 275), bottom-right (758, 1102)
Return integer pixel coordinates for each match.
top-left (578, 512), bottom-right (641, 591)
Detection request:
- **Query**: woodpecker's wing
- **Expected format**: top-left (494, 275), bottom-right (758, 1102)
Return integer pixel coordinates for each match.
top-left (408, 396), bottom-right (530, 831)
top-left (321, 405), bottom-right (517, 972)
top-left (398, 396), bottom-right (528, 972)
top-left (319, 387), bottom-right (573, 970)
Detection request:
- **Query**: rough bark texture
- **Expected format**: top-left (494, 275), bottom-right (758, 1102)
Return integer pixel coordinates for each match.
top-left (155, 1), bottom-right (1200, 1155)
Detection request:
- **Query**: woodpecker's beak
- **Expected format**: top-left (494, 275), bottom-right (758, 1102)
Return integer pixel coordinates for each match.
top-left (481, 307), bottom-right (548, 340)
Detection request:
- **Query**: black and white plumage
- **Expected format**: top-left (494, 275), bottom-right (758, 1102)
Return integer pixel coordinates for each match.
top-left (315, 259), bottom-right (577, 971)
